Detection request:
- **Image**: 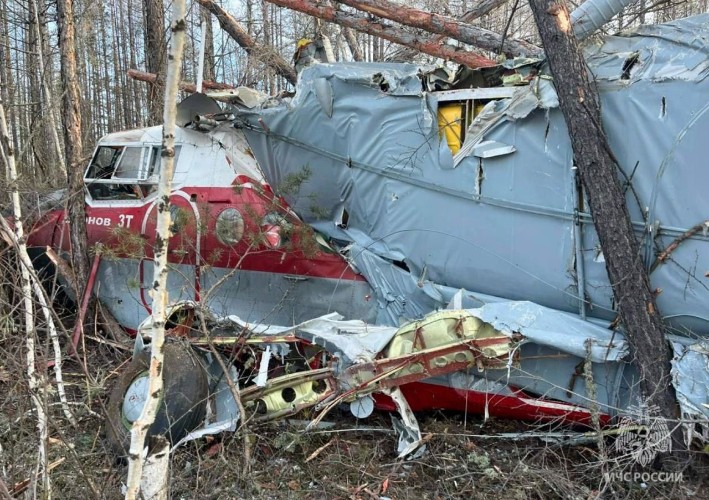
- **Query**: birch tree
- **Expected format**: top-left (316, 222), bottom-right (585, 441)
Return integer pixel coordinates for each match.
top-left (123, 0), bottom-right (187, 496)
top-left (0, 71), bottom-right (50, 500)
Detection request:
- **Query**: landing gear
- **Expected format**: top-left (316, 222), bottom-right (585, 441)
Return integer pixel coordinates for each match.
top-left (105, 341), bottom-right (209, 455)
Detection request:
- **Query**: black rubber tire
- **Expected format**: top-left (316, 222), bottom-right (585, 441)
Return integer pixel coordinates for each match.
top-left (105, 341), bottom-right (209, 456)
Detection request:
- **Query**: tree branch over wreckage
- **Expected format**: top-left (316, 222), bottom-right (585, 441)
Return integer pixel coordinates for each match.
top-left (261, 0), bottom-right (499, 67)
top-left (334, 0), bottom-right (542, 58)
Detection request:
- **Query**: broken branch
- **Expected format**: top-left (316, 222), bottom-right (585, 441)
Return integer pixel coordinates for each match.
top-left (196, 0), bottom-right (298, 85)
top-left (650, 220), bottom-right (709, 273)
top-left (127, 68), bottom-right (235, 94)
top-left (266, 0), bottom-right (498, 68)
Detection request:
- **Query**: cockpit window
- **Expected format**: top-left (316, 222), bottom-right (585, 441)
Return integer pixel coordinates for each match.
top-left (114, 147), bottom-right (142, 179)
top-left (85, 146), bottom-right (123, 179)
top-left (85, 145), bottom-right (181, 201)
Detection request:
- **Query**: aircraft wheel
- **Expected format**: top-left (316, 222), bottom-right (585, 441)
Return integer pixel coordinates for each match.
top-left (105, 341), bottom-right (209, 455)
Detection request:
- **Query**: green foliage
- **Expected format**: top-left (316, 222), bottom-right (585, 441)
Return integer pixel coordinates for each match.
top-left (100, 227), bottom-right (146, 260)
top-left (309, 205), bottom-right (330, 221)
top-left (278, 165), bottom-right (312, 196)
top-left (170, 206), bottom-right (191, 234)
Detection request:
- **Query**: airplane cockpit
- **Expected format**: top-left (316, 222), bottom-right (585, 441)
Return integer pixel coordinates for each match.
top-left (84, 144), bottom-right (181, 201)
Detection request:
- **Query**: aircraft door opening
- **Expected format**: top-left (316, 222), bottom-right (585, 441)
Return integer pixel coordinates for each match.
top-left (139, 190), bottom-right (202, 313)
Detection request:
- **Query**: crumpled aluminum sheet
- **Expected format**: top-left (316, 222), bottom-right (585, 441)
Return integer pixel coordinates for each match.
top-left (468, 301), bottom-right (629, 363)
top-left (585, 14), bottom-right (709, 83)
top-left (236, 14), bottom-right (709, 338)
top-left (671, 341), bottom-right (709, 424)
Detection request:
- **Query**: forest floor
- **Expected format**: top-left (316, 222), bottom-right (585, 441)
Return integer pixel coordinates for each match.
top-left (1, 321), bottom-right (708, 499)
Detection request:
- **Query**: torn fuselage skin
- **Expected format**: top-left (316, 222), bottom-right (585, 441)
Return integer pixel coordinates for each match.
top-left (133, 302), bottom-right (641, 456)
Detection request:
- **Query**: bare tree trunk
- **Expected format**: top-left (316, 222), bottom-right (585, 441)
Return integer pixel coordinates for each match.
top-left (342, 26), bottom-right (363, 61)
top-left (144, 0), bottom-right (166, 124)
top-left (201, 5), bottom-right (215, 82)
top-left (57, 0), bottom-right (91, 305)
top-left (197, 0), bottom-right (298, 85)
top-left (124, 0), bottom-right (187, 496)
top-left (127, 0), bottom-right (145, 127)
top-left (337, 0), bottom-right (540, 57)
top-left (0, 72), bottom-right (51, 500)
top-left (265, 0), bottom-right (498, 67)
top-left (262, 0), bottom-right (274, 93)
top-left (26, 0), bottom-right (48, 177)
top-left (0, 5), bottom-right (20, 166)
top-left (30, 0), bottom-right (67, 179)
top-left (112, 6), bottom-right (127, 128)
top-left (527, 0), bottom-right (685, 458)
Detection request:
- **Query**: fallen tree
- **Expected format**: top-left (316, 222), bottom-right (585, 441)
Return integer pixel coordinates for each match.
top-left (388, 0), bottom-right (511, 62)
top-left (336, 0), bottom-right (542, 57)
top-left (196, 0), bottom-right (298, 85)
top-left (528, 0), bottom-right (685, 458)
top-left (264, 0), bottom-right (497, 68)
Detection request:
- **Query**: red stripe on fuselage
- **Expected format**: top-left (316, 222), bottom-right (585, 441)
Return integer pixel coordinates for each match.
top-left (26, 185), bottom-right (364, 282)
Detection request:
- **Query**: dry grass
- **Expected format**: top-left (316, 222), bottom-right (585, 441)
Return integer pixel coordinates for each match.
top-left (2, 327), bottom-right (708, 499)
top-left (0, 267), bottom-right (707, 498)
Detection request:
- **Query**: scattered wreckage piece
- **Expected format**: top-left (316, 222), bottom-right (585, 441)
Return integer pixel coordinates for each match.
top-left (106, 300), bottom-right (709, 457)
top-left (109, 305), bottom-right (517, 457)
top-left (106, 340), bottom-right (209, 454)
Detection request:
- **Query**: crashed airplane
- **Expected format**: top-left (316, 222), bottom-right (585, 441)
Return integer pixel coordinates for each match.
top-left (26, 4), bottom-right (709, 456)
